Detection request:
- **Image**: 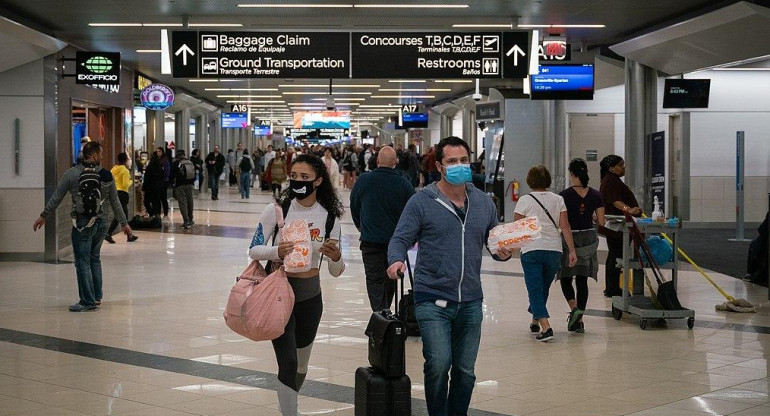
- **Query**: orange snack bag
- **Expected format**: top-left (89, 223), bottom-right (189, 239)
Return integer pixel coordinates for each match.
top-left (487, 216), bottom-right (542, 254)
top-left (282, 219), bottom-right (312, 273)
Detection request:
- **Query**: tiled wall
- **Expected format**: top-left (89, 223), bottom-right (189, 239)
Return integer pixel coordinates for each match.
top-left (0, 189), bottom-right (45, 253)
top-left (689, 176), bottom-right (769, 222)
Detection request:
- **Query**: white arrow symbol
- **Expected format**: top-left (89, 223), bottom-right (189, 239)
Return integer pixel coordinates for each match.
top-left (175, 44), bottom-right (195, 66)
top-left (506, 44), bottom-right (526, 66)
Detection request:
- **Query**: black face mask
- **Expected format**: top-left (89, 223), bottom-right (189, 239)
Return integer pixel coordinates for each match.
top-left (290, 179), bottom-right (316, 200)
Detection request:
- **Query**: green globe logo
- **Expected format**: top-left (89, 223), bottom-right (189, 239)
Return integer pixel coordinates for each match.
top-left (84, 56), bottom-right (113, 74)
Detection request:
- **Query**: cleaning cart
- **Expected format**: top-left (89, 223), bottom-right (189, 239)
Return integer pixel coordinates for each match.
top-left (608, 216), bottom-right (695, 330)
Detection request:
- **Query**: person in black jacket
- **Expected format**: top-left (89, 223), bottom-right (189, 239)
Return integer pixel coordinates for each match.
top-left (205, 145), bottom-right (226, 200)
top-left (142, 153), bottom-right (165, 217)
top-left (170, 150), bottom-right (196, 229)
top-left (350, 146), bottom-right (416, 311)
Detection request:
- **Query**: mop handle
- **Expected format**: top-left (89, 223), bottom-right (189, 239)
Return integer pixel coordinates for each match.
top-left (642, 213), bottom-right (735, 302)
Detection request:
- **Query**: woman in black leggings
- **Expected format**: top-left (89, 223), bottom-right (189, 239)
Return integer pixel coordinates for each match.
top-left (249, 154), bottom-right (345, 415)
top-left (558, 159), bottom-right (605, 333)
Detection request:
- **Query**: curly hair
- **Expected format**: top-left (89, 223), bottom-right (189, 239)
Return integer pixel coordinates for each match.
top-left (278, 153), bottom-right (344, 218)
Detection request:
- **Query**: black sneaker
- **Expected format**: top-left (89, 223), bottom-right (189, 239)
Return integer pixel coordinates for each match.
top-left (536, 328), bottom-right (554, 342)
top-left (529, 323), bottom-right (540, 335)
top-left (127, 235), bottom-right (138, 242)
top-left (68, 303), bottom-right (97, 312)
top-left (575, 322), bottom-right (585, 333)
top-left (104, 235), bottom-right (115, 244)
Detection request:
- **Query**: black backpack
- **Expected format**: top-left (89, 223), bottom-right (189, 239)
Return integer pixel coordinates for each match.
top-left (343, 153), bottom-right (354, 170)
top-left (398, 151), bottom-right (410, 170)
top-left (358, 150), bottom-right (368, 172)
top-left (78, 166), bottom-right (102, 217)
top-left (239, 156), bottom-right (252, 173)
top-left (368, 151), bottom-right (378, 171)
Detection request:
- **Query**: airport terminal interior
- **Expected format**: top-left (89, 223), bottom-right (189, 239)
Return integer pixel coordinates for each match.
top-left (1, 1), bottom-right (769, 415)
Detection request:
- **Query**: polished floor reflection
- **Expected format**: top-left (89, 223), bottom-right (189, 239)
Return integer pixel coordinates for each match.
top-left (0, 184), bottom-right (768, 415)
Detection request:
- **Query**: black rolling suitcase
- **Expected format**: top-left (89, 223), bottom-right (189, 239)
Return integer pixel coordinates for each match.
top-left (354, 367), bottom-right (411, 416)
top-left (365, 268), bottom-right (408, 377)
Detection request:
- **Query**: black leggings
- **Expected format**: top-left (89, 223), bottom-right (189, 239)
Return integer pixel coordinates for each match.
top-left (108, 191), bottom-right (130, 235)
top-left (560, 276), bottom-right (589, 311)
top-left (605, 237), bottom-right (623, 293)
top-left (271, 293), bottom-right (323, 391)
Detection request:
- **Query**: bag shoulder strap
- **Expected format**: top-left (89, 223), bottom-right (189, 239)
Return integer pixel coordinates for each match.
top-left (318, 209), bottom-right (339, 268)
top-left (528, 193), bottom-right (558, 228)
top-left (271, 200), bottom-right (289, 245)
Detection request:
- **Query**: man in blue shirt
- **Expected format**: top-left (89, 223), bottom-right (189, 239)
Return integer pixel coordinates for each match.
top-left (387, 137), bottom-right (512, 416)
top-left (351, 146), bottom-right (415, 311)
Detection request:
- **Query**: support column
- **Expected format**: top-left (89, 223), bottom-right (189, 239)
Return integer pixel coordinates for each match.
top-left (552, 100), bottom-right (567, 190)
top-left (624, 59), bottom-right (657, 211)
top-left (175, 108), bottom-right (190, 155)
top-left (462, 107), bottom-right (477, 159)
top-left (147, 110), bottom-right (166, 151)
top-left (439, 113), bottom-right (453, 139)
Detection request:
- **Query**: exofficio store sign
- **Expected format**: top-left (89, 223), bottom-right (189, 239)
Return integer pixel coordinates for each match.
top-left (75, 52), bottom-right (121, 85)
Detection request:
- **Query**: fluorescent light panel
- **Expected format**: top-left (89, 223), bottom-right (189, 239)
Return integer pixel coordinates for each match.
top-left (371, 95), bottom-right (435, 99)
top-left (311, 97), bottom-right (365, 101)
top-left (136, 49), bottom-right (162, 53)
top-left (518, 24), bottom-right (605, 28)
top-left (143, 23), bottom-right (184, 27)
top-left (216, 95), bottom-right (283, 98)
top-left (434, 79), bottom-right (473, 83)
top-left (282, 92), bottom-right (371, 95)
top-left (238, 3), bottom-right (468, 8)
top-left (205, 88), bottom-right (278, 91)
top-left (89, 23), bottom-right (142, 27)
top-left (378, 88), bottom-right (450, 92)
top-left (389, 80), bottom-right (426, 83)
top-left (452, 24), bottom-right (512, 28)
top-left (279, 84), bottom-right (380, 88)
top-left (238, 4), bottom-right (353, 8)
top-left (189, 79), bottom-right (219, 82)
top-left (188, 23), bottom-right (243, 27)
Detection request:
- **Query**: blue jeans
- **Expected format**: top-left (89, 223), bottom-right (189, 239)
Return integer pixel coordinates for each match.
top-left (415, 299), bottom-right (483, 416)
top-left (520, 250), bottom-right (562, 319)
top-left (71, 217), bottom-right (107, 307)
top-left (240, 171), bottom-right (251, 198)
top-left (208, 170), bottom-right (219, 197)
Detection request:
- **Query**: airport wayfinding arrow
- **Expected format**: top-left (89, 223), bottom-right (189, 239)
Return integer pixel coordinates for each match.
top-left (506, 44), bottom-right (526, 66)
top-left (175, 44), bottom-right (195, 66)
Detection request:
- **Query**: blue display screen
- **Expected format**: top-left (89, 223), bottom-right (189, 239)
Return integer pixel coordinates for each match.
top-left (221, 112), bottom-right (248, 128)
top-left (254, 125), bottom-right (272, 135)
top-left (402, 112), bottom-right (428, 123)
top-left (530, 64), bottom-right (594, 100)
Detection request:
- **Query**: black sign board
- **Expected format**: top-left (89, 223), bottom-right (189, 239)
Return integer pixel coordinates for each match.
top-left (476, 101), bottom-right (501, 121)
top-left (662, 79), bottom-right (710, 108)
top-left (649, 131), bottom-right (666, 213)
top-left (352, 32), bottom-right (507, 79)
top-left (502, 32), bottom-right (531, 79)
top-left (197, 32), bottom-right (349, 79)
top-left (76, 52), bottom-right (121, 85)
top-left (172, 31), bottom-right (199, 78)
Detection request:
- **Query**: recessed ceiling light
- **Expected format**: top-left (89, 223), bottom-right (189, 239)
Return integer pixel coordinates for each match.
top-left (188, 23), bottom-right (244, 27)
top-left (389, 80), bottom-right (427, 83)
top-left (452, 24), bottom-right (512, 28)
top-left (518, 24), bottom-right (605, 28)
top-left (238, 4), bottom-right (353, 8)
top-left (371, 95), bottom-right (435, 99)
top-left (143, 23), bottom-right (184, 27)
top-left (356, 4), bottom-right (468, 8)
top-left (189, 79), bottom-right (219, 82)
top-left (216, 95), bottom-right (283, 99)
top-left (434, 80), bottom-right (473, 83)
top-left (311, 97), bottom-right (366, 101)
top-left (88, 23), bottom-right (142, 27)
top-left (282, 91), bottom-right (372, 95)
top-left (136, 49), bottom-right (162, 53)
top-left (360, 104), bottom-right (400, 108)
top-left (378, 88), bottom-right (451, 92)
top-left (278, 84), bottom-right (380, 88)
top-left (205, 88), bottom-right (279, 91)
top-left (713, 67), bottom-right (770, 71)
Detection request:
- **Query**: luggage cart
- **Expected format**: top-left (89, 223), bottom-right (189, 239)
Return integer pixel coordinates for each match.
top-left (608, 217), bottom-right (695, 330)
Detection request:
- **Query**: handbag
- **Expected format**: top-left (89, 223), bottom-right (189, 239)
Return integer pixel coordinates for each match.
top-left (528, 194), bottom-right (567, 247)
top-left (223, 260), bottom-right (295, 342)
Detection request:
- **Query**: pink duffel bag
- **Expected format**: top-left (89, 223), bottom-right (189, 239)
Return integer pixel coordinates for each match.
top-left (223, 260), bottom-right (295, 342)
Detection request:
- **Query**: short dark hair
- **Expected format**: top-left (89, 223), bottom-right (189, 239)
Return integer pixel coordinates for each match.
top-left (526, 165), bottom-right (552, 189)
top-left (82, 142), bottom-right (102, 160)
top-left (243, 149), bottom-right (248, 155)
top-left (117, 152), bottom-right (128, 164)
top-left (436, 136), bottom-right (470, 164)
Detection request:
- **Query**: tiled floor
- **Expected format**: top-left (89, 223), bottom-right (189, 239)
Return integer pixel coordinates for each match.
top-left (0, 184), bottom-right (768, 415)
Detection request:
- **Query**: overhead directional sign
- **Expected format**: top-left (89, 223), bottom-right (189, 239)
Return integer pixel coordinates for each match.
top-left (172, 30), bottom-right (535, 80)
top-left (171, 31), bottom-right (198, 78)
top-left (352, 33), bottom-right (511, 79)
top-left (502, 32), bottom-right (531, 79)
top-left (172, 31), bottom-right (350, 79)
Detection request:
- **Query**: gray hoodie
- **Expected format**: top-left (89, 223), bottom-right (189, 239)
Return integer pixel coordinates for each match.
top-left (387, 183), bottom-right (501, 303)
top-left (40, 164), bottom-right (127, 226)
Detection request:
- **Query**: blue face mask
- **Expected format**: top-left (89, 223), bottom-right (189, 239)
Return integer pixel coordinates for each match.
top-left (443, 164), bottom-right (472, 185)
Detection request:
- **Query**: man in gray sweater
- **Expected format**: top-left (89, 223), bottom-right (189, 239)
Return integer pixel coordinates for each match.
top-left (387, 136), bottom-right (512, 416)
top-left (33, 142), bottom-right (133, 312)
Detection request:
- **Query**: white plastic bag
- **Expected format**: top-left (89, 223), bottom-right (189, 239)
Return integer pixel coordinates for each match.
top-left (282, 219), bottom-right (312, 273)
top-left (487, 216), bottom-right (542, 254)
